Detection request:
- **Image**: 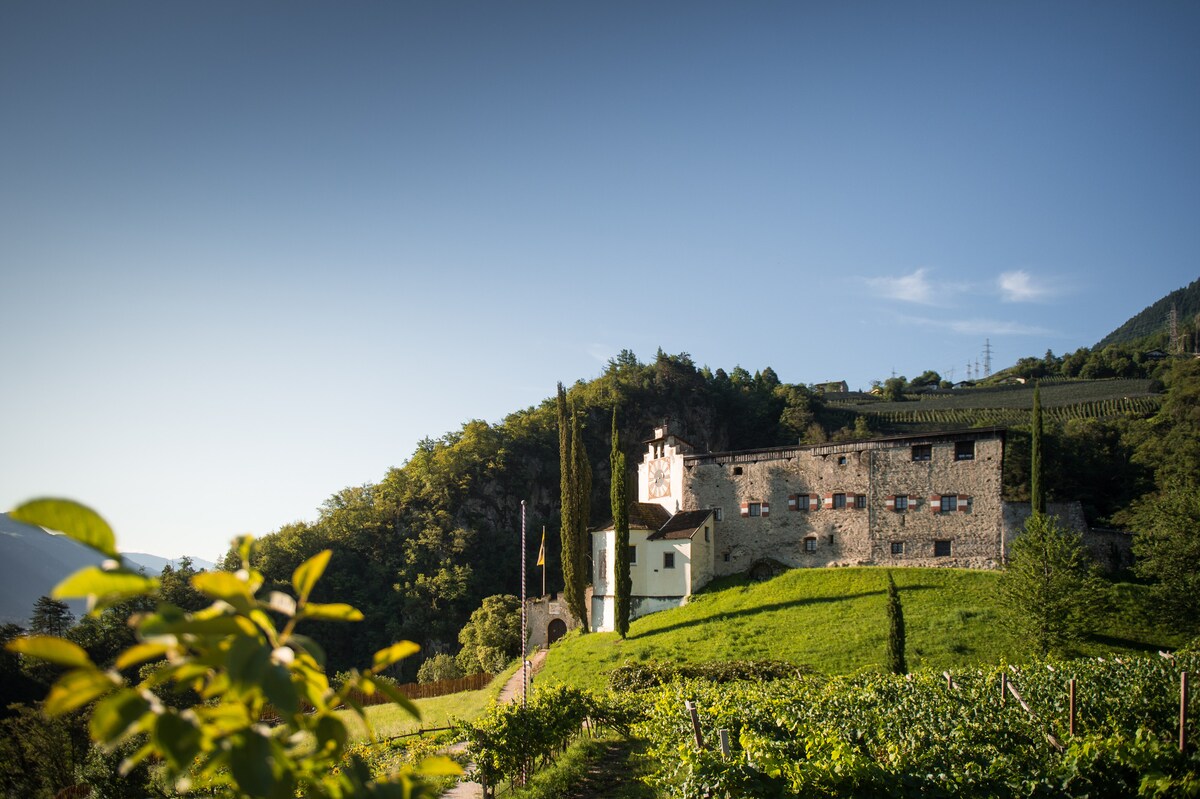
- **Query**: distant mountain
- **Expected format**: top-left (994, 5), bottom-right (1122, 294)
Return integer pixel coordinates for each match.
top-left (0, 513), bottom-right (102, 624)
top-left (125, 552), bottom-right (217, 574)
top-left (1096, 277), bottom-right (1200, 348)
top-left (0, 513), bottom-right (213, 626)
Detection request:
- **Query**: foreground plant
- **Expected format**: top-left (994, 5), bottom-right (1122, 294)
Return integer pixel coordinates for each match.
top-left (6, 498), bottom-right (457, 798)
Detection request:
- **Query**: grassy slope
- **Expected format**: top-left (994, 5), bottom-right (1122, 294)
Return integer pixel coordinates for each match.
top-left (341, 662), bottom-right (519, 741)
top-left (536, 567), bottom-right (1185, 693)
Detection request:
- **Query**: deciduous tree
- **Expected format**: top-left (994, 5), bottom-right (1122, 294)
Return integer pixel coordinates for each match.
top-left (455, 594), bottom-right (522, 675)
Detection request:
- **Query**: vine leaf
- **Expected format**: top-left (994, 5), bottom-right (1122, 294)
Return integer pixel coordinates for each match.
top-left (12, 497), bottom-right (119, 559)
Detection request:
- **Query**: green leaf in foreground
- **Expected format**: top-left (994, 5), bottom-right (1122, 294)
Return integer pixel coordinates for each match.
top-left (6, 634), bottom-right (95, 669)
top-left (298, 602), bottom-right (363, 622)
top-left (12, 497), bottom-right (119, 559)
top-left (45, 668), bottom-right (119, 715)
top-left (53, 566), bottom-right (160, 611)
top-left (372, 641), bottom-right (420, 671)
top-left (292, 549), bottom-right (332, 604)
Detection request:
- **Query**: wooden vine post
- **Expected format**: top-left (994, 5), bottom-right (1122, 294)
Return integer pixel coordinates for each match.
top-left (1181, 671), bottom-right (1190, 754)
top-left (1069, 679), bottom-right (1077, 738)
top-left (685, 700), bottom-right (705, 750)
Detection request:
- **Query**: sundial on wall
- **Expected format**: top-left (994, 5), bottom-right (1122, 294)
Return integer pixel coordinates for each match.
top-left (648, 457), bottom-right (671, 498)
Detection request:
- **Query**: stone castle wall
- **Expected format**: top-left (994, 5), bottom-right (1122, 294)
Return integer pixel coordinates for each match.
top-left (671, 430), bottom-right (1007, 574)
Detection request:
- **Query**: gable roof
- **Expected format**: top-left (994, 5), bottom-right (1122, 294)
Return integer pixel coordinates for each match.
top-left (591, 503), bottom-right (711, 541)
top-left (649, 509), bottom-right (714, 541)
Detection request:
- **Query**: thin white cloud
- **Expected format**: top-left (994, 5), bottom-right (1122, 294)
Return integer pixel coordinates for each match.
top-left (587, 344), bottom-right (614, 363)
top-left (997, 270), bottom-right (1053, 303)
top-left (864, 268), bottom-right (938, 305)
top-left (897, 314), bottom-right (1055, 337)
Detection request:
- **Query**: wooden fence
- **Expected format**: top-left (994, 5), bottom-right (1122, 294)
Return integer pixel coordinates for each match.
top-left (344, 671), bottom-right (494, 706)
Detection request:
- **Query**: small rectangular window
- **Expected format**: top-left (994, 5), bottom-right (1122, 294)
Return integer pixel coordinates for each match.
top-left (941, 495), bottom-right (958, 512)
top-left (748, 502), bottom-right (762, 517)
top-left (723, 551), bottom-right (731, 562)
top-left (854, 495), bottom-right (867, 509)
top-left (804, 537), bottom-right (817, 552)
top-left (894, 495), bottom-right (909, 511)
top-left (597, 549), bottom-right (607, 580)
top-left (955, 441), bottom-right (975, 461)
top-left (832, 493), bottom-right (846, 510)
top-left (711, 507), bottom-right (723, 521)
top-left (891, 541), bottom-right (904, 555)
top-left (628, 545), bottom-right (637, 565)
top-left (837, 455), bottom-right (848, 465)
top-left (704, 525), bottom-right (710, 542)
top-left (934, 539), bottom-right (952, 557)
top-left (912, 444), bottom-right (932, 462)
top-left (733, 466), bottom-right (743, 475)
top-left (663, 552), bottom-right (676, 569)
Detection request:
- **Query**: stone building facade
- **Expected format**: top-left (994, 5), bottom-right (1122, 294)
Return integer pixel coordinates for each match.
top-left (638, 423), bottom-right (1009, 578)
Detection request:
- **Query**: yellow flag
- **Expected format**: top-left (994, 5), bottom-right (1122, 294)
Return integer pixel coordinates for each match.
top-left (536, 527), bottom-right (545, 567)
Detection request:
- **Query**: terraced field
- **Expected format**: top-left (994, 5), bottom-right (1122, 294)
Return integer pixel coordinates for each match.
top-left (828, 379), bottom-right (1160, 428)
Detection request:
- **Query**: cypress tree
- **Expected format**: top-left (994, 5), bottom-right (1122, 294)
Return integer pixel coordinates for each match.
top-left (569, 401), bottom-right (591, 630)
top-left (611, 407), bottom-right (631, 638)
top-left (886, 573), bottom-right (907, 675)
top-left (1031, 381), bottom-right (1045, 516)
top-left (556, 383), bottom-right (580, 625)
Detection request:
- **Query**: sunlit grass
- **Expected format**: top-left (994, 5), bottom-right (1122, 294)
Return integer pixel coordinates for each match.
top-left (535, 567), bottom-right (1185, 693)
top-left (341, 661), bottom-right (519, 742)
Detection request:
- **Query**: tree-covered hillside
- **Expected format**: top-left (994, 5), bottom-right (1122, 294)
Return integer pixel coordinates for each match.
top-left (1096, 276), bottom-right (1200, 349)
top-left (237, 347), bottom-right (1200, 677)
top-left (234, 351), bottom-right (834, 676)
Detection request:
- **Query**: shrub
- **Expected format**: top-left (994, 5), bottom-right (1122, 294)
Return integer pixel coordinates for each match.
top-left (5, 498), bottom-right (457, 798)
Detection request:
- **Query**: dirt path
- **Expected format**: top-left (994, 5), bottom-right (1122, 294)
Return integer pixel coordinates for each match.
top-left (441, 649), bottom-right (549, 799)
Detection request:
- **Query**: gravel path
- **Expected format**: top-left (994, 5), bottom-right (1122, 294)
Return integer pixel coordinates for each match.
top-left (441, 649), bottom-right (549, 799)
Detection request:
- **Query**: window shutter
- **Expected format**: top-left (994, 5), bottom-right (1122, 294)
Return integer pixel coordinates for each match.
top-left (810, 494), bottom-right (819, 511)
top-left (762, 502), bottom-right (770, 517)
top-left (958, 494), bottom-right (969, 512)
top-left (886, 495), bottom-right (895, 510)
top-left (845, 492), bottom-right (856, 509)
top-left (824, 493), bottom-right (834, 509)
top-left (788, 494), bottom-right (798, 511)
top-left (931, 494), bottom-right (942, 514)
top-left (740, 502), bottom-right (750, 518)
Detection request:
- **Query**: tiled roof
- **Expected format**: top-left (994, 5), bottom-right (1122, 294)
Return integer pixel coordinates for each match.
top-left (649, 509), bottom-right (713, 541)
top-left (630, 503), bottom-right (672, 531)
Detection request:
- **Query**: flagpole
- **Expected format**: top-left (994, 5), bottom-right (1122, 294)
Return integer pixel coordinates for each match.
top-left (541, 525), bottom-right (546, 597)
top-left (521, 500), bottom-right (528, 707)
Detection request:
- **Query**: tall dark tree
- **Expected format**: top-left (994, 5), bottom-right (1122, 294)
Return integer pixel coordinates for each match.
top-left (29, 596), bottom-right (73, 637)
top-left (1030, 381), bottom-right (1045, 516)
top-left (557, 383), bottom-right (578, 619)
top-left (557, 384), bottom-right (589, 629)
top-left (886, 573), bottom-right (907, 675)
top-left (568, 401), bottom-right (591, 630)
top-left (611, 407), bottom-right (632, 638)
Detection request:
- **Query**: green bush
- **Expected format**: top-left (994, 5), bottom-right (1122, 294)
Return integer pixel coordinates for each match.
top-left (608, 659), bottom-right (815, 692)
top-left (5, 498), bottom-right (458, 799)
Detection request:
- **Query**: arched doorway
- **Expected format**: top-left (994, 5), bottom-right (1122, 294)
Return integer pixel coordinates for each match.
top-left (547, 618), bottom-right (567, 645)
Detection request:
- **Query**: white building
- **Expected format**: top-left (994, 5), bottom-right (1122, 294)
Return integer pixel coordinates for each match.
top-left (590, 502), bottom-right (715, 633)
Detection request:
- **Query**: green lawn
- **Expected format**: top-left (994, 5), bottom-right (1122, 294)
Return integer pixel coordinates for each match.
top-left (535, 567), bottom-right (1185, 693)
top-left (340, 662), bottom-right (519, 741)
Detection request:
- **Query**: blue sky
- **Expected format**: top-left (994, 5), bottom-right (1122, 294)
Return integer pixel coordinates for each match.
top-left (2, 2), bottom-right (1197, 561)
